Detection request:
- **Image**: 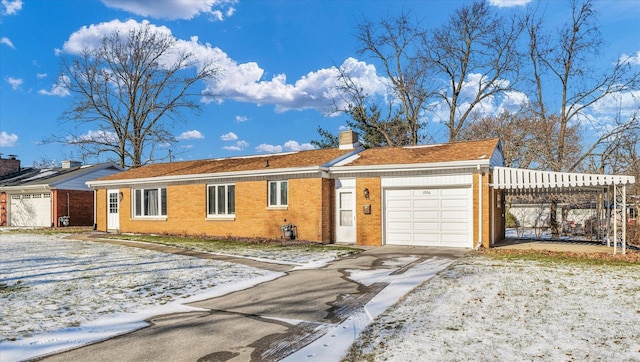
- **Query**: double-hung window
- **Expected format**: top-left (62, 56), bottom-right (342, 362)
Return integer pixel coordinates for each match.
top-left (207, 184), bottom-right (235, 217)
top-left (133, 187), bottom-right (167, 217)
top-left (268, 180), bottom-right (288, 207)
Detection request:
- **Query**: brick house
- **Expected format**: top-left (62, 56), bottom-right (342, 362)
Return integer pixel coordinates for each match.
top-left (0, 160), bottom-right (123, 227)
top-left (87, 131), bottom-right (507, 248)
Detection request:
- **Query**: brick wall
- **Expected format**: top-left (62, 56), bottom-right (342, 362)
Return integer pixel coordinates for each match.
top-left (356, 177), bottom-right (382, 246)
top-left (96, 189), bottom-right (107, 231)
top-left (53, 189), bottom-right (95, 227)
top-left (110, 178), bottom-right (332, 242)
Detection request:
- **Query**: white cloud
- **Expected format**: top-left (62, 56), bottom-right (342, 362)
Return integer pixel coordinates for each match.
top-left (36, 73), bottom-right (47, 79)
top-left (255, 140), bottom-right (316, 153)
top-left (6, 76), bottom-right (23, 90)
top-left (235, 115), bottom-right (248, 122)
top-left (255, 144), bottom-right (283, 153)
top-left (203, 56), bottom-right (387, 115)
top-left (591, 90), bottom-right (640, 117)
top-left (620, 51), bottom-right (640, 65)
top-left (222, 140), bottom-right (249, 151)
top-left (61, 20), bottom-right (224, 81)
top-left (38, 75), bottom-right (70, 97)
top-left (1, 0), bottom-right (22, 15)
top-left (283, 140), bottom-right (316, 151)
top-left (0, 131), bottom-right (18, 147)
top-left (100, 0), bottom-right (237, 21)
top-left (69, 130), bottom-right (119, 143)
top-left (177, 130), bottom-right (204, 140)
top-left (60, 20), bottom-right (388, 116)
top-left (488, 0), bottom-right (532, 7)
top-left (220, 132), bottom-right (238, 141)
top-left (1, 36), bottom-right (15, 48)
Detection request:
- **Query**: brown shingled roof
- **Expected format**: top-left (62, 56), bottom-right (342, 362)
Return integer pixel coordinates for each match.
top-left (344, 138), bottom-right (500, 166)
top-left (96, 148), bottom-right (355, 181)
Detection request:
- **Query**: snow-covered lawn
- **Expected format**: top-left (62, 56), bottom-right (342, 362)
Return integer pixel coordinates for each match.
top-left (346, 255), bottom-right (640, 361)
top-left (0, 233), bottom-right (346, 362)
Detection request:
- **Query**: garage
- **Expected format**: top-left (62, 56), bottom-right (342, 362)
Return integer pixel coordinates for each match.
top-left (385, 187), bottom-right (472, 247)
top-left (10, 193), bottom-right (52, 227)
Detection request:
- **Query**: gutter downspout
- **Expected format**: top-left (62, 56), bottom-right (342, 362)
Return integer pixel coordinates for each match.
top-left (93, 189), bottom-right (97, 230)
top-left (476, 166), bottom-right (483, 249)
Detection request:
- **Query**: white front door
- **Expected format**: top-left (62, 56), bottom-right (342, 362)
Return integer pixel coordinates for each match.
top-left (107, 190), bottom-right (120, 231)
top-left (336, 190), bottom-right (356, 243)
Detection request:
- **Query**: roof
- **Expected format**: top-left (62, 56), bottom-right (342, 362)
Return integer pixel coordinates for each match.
top-left (0, 163), bottom-right (123, 190)
top-left (336, 138), bottom-right (502, 168)
top-left (93, 148), bottom-right (359, 182)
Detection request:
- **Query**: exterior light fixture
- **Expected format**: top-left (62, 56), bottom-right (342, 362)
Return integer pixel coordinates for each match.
top-left (363, 188), bottom-right (370, 199)
top-left (119, 192), bottom-right (124, 201)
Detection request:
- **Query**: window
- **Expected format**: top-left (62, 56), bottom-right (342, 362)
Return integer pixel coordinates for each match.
top-left (133, 187), bottom-right (167, 217)
top-left (207, 184), bottom-right (235, 216)
top-left (268, 180), bottom-right (288, 207)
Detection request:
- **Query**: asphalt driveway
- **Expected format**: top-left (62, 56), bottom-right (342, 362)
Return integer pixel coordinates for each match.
top-left (38, 241), bottom-right (466, 362)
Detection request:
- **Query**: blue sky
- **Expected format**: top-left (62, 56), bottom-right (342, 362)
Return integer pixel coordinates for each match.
top-left (1, 0), bottom-right (639, 167)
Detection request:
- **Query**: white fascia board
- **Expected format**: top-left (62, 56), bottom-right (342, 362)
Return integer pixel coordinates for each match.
top-left (320, 146), bottom-right (364, 167)
top-left (329, 159), bottom-right (492, 175)
top-left (86, 166), bottom-right (328, 188)
top-left (0, 185), bottom-right (50, 193)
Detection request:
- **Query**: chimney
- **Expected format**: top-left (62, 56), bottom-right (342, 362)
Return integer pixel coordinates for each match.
top-left (61, 160), bottom-right (82, 169)
top-left (0, 155), bottom-right (21, 177)
top-left (339, 130), bottom-right (360, 150)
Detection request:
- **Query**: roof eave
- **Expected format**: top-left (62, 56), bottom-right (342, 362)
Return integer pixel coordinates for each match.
top-left (330, 159), bottom-right (493, 174)
top-left (86, 165), bottom-right (329, 188)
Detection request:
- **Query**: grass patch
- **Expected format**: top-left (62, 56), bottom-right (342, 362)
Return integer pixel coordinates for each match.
top-left (1, 227), bottom-right (94, 235)
top-left (99, 233), bottom-right (363, 256)
top-left (474, 248), bottom-right (640, 266)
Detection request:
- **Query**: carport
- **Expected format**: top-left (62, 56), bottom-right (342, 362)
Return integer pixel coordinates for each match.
top-left (492, 167), bottom-right (636, 254)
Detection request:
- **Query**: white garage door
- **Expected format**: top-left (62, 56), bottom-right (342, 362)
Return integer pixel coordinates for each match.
top-left (385, 187), bottom-right (472, 247)
top-left (10, 193), bottom-right (52, 227)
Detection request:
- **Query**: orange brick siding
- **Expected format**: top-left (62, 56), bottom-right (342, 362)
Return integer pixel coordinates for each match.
top-left (98, 178), bottom-right (334, 243)
top-left (472, 172), bottom-right (501, 248)
top-left (96, 189), bottom-right (107, 231)
top-left (356, 177), bottom-right (382, 246)
top-left (53, 189), bottom-right (95, 227)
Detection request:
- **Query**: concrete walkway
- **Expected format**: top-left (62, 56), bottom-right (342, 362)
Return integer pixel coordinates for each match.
top-left (40, 238), bottom-right (466, 362)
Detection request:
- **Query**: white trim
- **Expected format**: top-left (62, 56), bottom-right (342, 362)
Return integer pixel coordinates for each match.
top-left (331, 159), bottom-right (492, 175)
top-left (492, 167), bottom-right (635, 190)
top-left (87, 166), bottom-right (327, 188)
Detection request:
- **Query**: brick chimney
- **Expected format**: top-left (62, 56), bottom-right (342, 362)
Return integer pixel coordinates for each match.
top-left (339, 130), bottom-right (360, 150)
top-left (0, 155), bottom-right (20, 177)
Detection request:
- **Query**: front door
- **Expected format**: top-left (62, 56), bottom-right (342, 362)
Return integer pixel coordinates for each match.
top-left (107, 189), bottom-right (120, 231)
top-left (336, 190), bottom-right (355, 243)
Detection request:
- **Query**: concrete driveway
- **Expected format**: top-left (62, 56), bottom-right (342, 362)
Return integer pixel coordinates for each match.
top-left (39, 242), bottom-right (466, 362)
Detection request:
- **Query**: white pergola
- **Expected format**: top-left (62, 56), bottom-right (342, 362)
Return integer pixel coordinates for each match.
top-left (492, 167), bottom-right (636, 254)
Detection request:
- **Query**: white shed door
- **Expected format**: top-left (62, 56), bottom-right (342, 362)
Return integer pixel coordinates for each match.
top-left (10, 193), bottom-right (52, 227)
top-left (385, 187), bottom-right (472, 247)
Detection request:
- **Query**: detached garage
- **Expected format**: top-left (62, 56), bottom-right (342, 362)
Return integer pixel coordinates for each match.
top-left (0, 161), bottom-right (123, 228)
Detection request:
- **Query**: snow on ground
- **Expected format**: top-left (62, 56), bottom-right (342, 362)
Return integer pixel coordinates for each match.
top-left (2, 233), bottom-right (335, 362)
top-left (282, 256), bottom-right (456, 362)
top-left (347, 255), bottom-right (640, 361)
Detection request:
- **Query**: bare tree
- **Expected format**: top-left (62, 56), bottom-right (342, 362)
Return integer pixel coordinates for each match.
top-left (525, 0), bottom-right (640, 173)
top-left (423, 0), bottom-right (524, 142)
top-left (525, 0), bottom-right (640, 234)
top-left (57, 23), bottom-right (220, 168)
top-left (334, 12), bottom-right (431, 147)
